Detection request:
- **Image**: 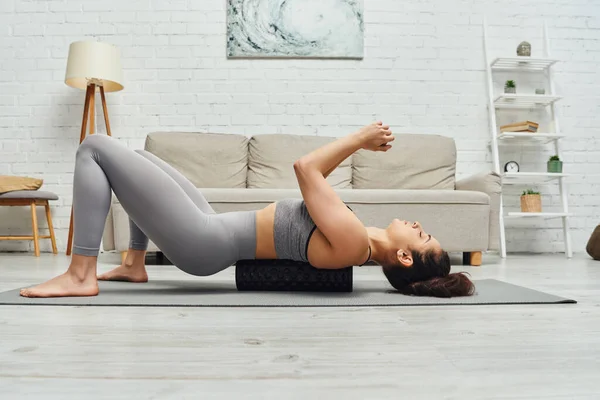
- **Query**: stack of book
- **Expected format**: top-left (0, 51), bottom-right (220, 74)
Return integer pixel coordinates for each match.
top-left (499, 121), bottom-right (539, 133)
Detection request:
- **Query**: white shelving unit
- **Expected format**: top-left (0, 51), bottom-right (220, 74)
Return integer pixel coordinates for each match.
top-left (494, 94), bottom-right (562, 109)
top-left (505, 212), bottom-right (573, 219)
top-left (483, 19), bottom-right (572, 258)
top-left (496, 132), bottom-right (565, 146)
top-left (502, 172), bottom-right (570, 184)
top-left (490, 57), bottom-right (558, 71)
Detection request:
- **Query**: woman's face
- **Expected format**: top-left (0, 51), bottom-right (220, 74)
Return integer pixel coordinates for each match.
top-left (386, 219), bottom-right (442, 265)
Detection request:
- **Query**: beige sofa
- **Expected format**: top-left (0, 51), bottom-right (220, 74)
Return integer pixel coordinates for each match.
top-left (102, 132), bottom-right (501, 265)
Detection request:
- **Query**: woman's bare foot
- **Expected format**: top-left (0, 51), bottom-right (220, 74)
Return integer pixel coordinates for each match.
top-left (97, 264), bottom-right (148, 283)
top-left (98, 249), bottom-right (148, 283)
top-left (20, 255), bottom-right (99, 298)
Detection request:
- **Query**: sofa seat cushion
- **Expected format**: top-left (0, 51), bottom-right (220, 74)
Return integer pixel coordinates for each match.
top-left (198, 187), bottom-right (487, 204)
top-left (247, 134), bottom-right (352, 190)
top-left (352, 134), bottom-right (456, 190)
top-left (145, 132), bottom-right (249, 188)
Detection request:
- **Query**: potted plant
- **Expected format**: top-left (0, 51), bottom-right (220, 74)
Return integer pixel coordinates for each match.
top-left (505, 80), bottom-right (516, 94)
top-left (547, 155), bottom-right (563, 173)
top-left (521, 189), bottom-right (541, 213)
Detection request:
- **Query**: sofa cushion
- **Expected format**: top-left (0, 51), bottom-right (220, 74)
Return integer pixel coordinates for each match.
top-left (145, 132), bottom-right (248, 188)
top-left (247, 134), bottom-right (352, 189)
top-left (352, 134), bottom-right (456, 190)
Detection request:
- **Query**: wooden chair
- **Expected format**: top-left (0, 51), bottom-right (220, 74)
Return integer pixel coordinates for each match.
top-left (0, 191), bottom-right (59, 256)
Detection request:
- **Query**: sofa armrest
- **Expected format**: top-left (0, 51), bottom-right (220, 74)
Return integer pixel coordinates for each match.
top-left (456, 171), bottom-right (501, 251)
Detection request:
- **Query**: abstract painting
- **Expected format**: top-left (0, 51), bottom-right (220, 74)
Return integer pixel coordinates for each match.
top-left (227, 0), bottom-right (364, 59)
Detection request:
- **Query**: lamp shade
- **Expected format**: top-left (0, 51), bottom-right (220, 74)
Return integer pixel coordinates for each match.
top-left (65, 41), bottom-right (123, 92)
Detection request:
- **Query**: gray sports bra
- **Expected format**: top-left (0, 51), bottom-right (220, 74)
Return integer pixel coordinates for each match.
top-left (273, 198), bottom-right (371, 265)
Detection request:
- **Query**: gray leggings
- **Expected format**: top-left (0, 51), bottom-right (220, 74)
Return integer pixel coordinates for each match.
top-left (73, 134), bottom-right (257, 276)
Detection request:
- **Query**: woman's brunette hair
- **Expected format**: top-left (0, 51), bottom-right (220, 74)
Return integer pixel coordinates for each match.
top-left (382, 249), bottom-right (475, 298)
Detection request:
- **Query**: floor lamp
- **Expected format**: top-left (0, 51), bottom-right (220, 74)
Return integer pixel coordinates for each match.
top-left (64, 41), bottom-right (123, 256)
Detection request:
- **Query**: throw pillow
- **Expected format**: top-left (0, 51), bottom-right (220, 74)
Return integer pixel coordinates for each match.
top-left (0, 175), bottom-right (43, 194)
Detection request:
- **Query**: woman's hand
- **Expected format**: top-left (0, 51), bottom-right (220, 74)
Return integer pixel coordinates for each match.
top-left (355, 122), bottom-right (395, 152)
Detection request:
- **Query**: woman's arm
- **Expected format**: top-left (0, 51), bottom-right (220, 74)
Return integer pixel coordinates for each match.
top-left (298, 122), bottom-right (394, 176)
top-left (294, 123), bottom-right (394, 267)
top-left (301, 134), bottom-right (362, 179)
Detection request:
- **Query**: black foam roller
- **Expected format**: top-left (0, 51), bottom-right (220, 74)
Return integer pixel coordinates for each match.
top-left (235, 259), bottom-right (353, 292)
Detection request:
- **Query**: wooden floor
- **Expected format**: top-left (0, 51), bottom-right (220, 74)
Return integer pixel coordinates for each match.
top-left (0, 252), bottom-right (599, 399)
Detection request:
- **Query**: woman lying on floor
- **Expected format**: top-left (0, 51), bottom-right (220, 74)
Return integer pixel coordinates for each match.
top-left (21, 122), bottom-right (475, 299)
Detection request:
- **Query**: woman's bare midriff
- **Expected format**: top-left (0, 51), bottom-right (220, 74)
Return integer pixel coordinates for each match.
top-left (254, 203), bottom-right (369, 269)
top-left (255, 202), bottom-right (332, 262)
top-left (254, 203), bottom-right (278, 259)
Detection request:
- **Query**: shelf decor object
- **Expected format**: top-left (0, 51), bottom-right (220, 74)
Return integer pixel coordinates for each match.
top-left (504, 80), bottom-right (516, 93)
top-left (520, 190), bottom-right (542, 213)
top-left (517, 41), bottom-right (532, 56)
top-left (500, 120), bottom-right (538, 133)
top-left (483, 18), bottom-right (572, 258)
top-left (64, 40), bottom-right (123, 256)
top-left (547, 155), bottom-right (563, 173)
top-left (504, 161), bottom-right (520, 173)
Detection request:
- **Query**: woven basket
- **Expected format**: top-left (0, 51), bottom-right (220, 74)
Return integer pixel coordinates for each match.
top-left (520, 194), bottom-right (541, 212)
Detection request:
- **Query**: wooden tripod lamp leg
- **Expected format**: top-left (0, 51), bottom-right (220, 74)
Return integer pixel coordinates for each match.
top-left (99, 86), bottom-right (112, 136)
top-left (67, 85), bottom-right (94, 256)
top-left (89, 85), bottom-right (95, 135)
top-left (77, 85), bottom-right (93, 145)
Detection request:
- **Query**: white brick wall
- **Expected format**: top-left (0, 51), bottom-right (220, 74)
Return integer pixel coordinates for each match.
top-left (1, 0), bottom-right (599, 255)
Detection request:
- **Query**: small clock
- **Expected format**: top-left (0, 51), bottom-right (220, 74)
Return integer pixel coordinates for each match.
top-left (504, 161), bottom-right (520, 173)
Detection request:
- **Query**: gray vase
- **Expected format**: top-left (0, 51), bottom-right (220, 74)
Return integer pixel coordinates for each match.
top-left (505, 87), bottom-right (516, 94)
top-left (517, 41), bottom-right (531, 56)
top-left (535, 88), bottom-right (545, 95)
